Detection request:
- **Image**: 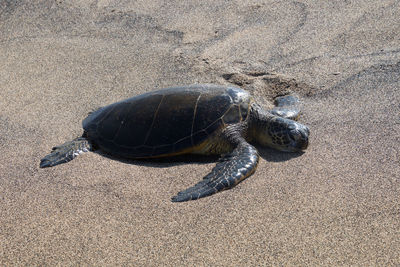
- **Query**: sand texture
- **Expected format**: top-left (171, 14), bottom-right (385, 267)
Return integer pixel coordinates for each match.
top-left (1, 0), bottom-right (400, 266)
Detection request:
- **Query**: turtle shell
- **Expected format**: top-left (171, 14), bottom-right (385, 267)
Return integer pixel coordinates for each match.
top-left (83, 84), bottom-right (251, 158)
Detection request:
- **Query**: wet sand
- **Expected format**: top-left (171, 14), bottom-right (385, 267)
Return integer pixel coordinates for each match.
top-left (1, 1), bottom-right (399, 265)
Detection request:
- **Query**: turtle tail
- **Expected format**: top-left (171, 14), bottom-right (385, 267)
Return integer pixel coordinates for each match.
top-left (40, 136), bottom-right (93, 168)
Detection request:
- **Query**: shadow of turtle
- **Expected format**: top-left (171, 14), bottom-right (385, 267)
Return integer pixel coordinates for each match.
top-left (97, 150), bottom-right (218, 168)
top-left (96, 144), bottom-right (304, 168)
top-left (256, 146), bottom-right (305, 162)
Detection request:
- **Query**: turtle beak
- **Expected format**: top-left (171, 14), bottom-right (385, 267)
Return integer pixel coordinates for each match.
top-left (288, 124), bottom-right (309, 151)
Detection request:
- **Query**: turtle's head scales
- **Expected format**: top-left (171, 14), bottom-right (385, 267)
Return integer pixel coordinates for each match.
top-left (269, 119), bottom-right (309, 152)
top-left (287, 123), bottom-right (309, 151)
top-left (252, 115), bottom-right (310, 153)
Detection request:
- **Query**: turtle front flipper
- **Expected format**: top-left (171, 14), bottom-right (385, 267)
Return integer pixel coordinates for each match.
top-left (171, 143), bottom-right (259, 202)
top-left (40, 137), bottom-right (93, 168)
top-left (270, 94), bottom-right (301, 120)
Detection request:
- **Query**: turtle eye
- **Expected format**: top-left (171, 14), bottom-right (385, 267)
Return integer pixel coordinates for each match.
top-left (289, 129), bottom-right (300, 141)
top-left (287, 124), bottom-right (296, 131)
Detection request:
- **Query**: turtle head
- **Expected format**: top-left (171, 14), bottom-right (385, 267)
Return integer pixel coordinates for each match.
top-left (252, 116), bottom-right (309, 152)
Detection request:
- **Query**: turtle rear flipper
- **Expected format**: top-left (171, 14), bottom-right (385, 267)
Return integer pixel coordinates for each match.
top-left (40, 137), bottom-right (93, 168)
top-left (270, 94), bottom-right (301, 120)
top-left (171, 143), bottom-right (259, 202)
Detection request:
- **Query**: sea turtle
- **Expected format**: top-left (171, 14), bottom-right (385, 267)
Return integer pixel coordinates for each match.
top-left (40, 84), bottom-right (309, 202)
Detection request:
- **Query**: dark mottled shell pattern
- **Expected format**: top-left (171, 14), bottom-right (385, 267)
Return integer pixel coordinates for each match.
top-left (83, 84), bottom-right (251, 158)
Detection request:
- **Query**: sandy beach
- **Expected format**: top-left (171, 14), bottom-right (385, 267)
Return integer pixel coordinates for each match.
top-left (1, 1), bottom-right (399, 265)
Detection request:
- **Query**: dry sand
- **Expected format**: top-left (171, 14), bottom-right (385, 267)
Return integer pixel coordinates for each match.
top-left (1, 0), bottom-right (400, 266)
